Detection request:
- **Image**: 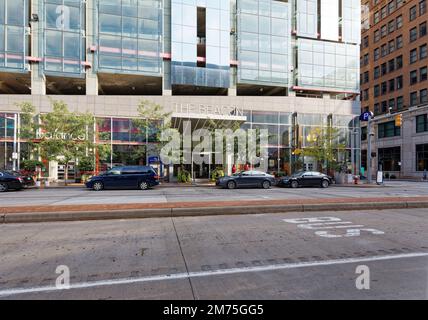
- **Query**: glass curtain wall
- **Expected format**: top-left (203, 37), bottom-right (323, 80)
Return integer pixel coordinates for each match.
top-left (237, 0), bottom-right (290, 86)
top-left (43, 0), bottom-right (86, 75)
top-left (333, 114), bottom-right (360, 173)
top-left (244, 110), bottom-right (291, 175)
top-left (295, 113), bottom-right (359, 173)
top-left (296, 0), bottom-right (317, 38)
top-left (0, 113), bottom-right (15, 170)
top-left (342, 0), bottom-right (361, 44)
top-left (96, 0), bottom-right (162, 75)
top-left (297, 38), bottom-right (359, 92)
top-left (171, 0), bottom-right (230, 88)
top-left (95, 117), bottom-right (160, 171)
top-left (0, 0), bottom-right (28, 71)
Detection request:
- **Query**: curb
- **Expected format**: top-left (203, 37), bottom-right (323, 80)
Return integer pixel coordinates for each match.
top-left (2, 201), bottom-right (427, 224)
top-left (3, 208), bottom-right (172, 224)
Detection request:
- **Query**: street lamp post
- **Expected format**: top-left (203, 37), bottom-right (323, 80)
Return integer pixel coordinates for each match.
top-left (6, 114), bottom-right (18, 171)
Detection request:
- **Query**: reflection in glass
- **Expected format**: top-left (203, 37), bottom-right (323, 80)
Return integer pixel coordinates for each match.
top-left (0, 0), bottom-right (27, 70)
top-left (237, 0), bottom-right (290, 86)
top-left (43, 0), bottom-right (85, 75)
top-left (97, 0), bottom-right (162, 75)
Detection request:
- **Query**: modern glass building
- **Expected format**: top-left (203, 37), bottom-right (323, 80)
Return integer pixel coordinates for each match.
top-left (0, 0), bottom-right (361, 181)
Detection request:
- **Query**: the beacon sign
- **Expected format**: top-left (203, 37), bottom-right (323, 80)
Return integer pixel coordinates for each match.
top-left (172, 103), bottom-right (245, 119)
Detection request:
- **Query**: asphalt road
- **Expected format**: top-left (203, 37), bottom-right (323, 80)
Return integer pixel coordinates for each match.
top-left (0, 208), bottom-right (427, 299)
top-left (1, 180), bottom-right (428, 207)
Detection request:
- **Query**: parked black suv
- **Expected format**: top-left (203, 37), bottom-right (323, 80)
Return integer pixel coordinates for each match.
top-left (85, 166), bottom-right (160, 191)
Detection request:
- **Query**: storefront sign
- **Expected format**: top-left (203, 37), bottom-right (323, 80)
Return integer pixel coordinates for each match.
top-left (36, 131), bottom-right (87, 141)
top-left (173, 103), bottom-right (245, 118)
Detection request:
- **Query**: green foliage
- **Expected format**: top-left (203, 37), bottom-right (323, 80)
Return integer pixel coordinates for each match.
top-left (302, 126), bottom-right (346, 173)
top-left (17, 102), bottom-right (38, 159)
top-left (210, 167), bottom-right (225, 181)
top-left (77, 157), bottom-right (94, 172)
top-left (18, 99), bottom-right (98, 184)
top-left (134, 99), bottom-right (171, 141)
top-left (177, 168), bottom-right (191, 183)
top-left (21, 159), bottom-right (44, 172)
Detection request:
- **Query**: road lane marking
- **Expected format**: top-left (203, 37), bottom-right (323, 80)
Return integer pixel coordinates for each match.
top-left (0, 252), bottom-right (427, 297)
top-left (283, 216), bottom-right (385, 238)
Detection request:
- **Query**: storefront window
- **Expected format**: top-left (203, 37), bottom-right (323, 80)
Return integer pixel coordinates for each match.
top-left (416, 144), bottom-right (428, 171)
top-left (378, 146), bottom-right (401, 171)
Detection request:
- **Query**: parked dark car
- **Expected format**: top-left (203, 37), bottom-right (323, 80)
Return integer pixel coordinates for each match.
top-left (85, 166), bottom-right (160, 191)
top-left (5, 170), bottom-right (35, 188)
top-left (216, 171), bottom-right (276, 189)
top-left (0, 171), bottom-right (24, 192)
top-left (278, 171), bottom-right (333, 188)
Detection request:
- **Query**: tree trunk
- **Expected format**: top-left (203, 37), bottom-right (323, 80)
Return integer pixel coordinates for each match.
top-left (64, 162), bottom-right (68, 186)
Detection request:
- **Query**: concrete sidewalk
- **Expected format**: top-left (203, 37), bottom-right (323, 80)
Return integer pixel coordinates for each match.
top-left (1, 196), bottom-right (428, 224)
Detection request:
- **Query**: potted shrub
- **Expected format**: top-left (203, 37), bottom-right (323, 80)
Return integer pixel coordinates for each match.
top-left (210, 167), bottom-right (225, 182)
top-left (177, 168), bottom-right (191, 183)
top-left (21, 159), bottom-right (44, 182)
top-left (77, 157), bottom-right (95, 184)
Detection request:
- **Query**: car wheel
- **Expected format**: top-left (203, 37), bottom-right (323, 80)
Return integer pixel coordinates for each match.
top-left (92, 181), bottom-right (104, 191)
top-left (0, 183), bottom-right (8, 192)
top-left (262, 180), bottom-right (271, 189)
top-left (290, 180), bottom-right (299, 189)
top-left (321, 180), bottom-right (329, 188)
top-left (227, 181), bottom-right (236, 189)
top-left (139, 181), bottom-right (149, 190)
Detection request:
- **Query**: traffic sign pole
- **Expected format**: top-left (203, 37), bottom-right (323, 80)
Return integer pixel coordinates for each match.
top-left (367, 116), bottom-right (372, 184)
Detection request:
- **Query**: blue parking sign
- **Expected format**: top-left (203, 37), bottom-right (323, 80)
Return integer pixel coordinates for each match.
top-left (359, 111), bottom-right (374, 122)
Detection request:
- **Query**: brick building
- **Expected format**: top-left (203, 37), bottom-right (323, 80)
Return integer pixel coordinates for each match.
top-left (360, 0), bottom-right (428, 178)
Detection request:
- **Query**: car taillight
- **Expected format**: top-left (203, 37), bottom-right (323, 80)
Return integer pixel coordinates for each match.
top-left (154, 175), bottom-right (160, 180)
top-left (18, 177), bottom-right (24, 183)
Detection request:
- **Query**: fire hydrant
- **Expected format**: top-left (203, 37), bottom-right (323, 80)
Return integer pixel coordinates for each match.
top-left (354, 175), bottom-right (359, 185)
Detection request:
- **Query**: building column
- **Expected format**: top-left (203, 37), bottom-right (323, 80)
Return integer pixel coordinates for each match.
top-left (228, 88), bottom-right (237, 96)
top-left (162, 60), bottom-right (172, 95)
top-left (86, 73), bottom-right (99, 95)
top-left (30, 0), bottom-right (46, 95)
top-left (322, 92), bottom-right (330, 99)
top-left (86, 0), bottom-right (98, 95)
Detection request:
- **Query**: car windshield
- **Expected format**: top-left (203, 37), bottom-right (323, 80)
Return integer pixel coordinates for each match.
top-left (4, 170), bottom-right (20, 176)
top-left (106, 168), bottom-right (121, 175)
top-left (291, 172), bottom-right (305, 178)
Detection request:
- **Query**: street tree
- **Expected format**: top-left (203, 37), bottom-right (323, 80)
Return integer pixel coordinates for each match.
top-left (19, 100), bottom-right (102, 185)
top-left (302, 126), bottom-right (346, 173)
top-left (134, 99), bottom-right (172, 164)
top-left (17, 102), bottom-right (38, 160)
top-left (38, 100), bottom-right (97, 184)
